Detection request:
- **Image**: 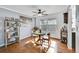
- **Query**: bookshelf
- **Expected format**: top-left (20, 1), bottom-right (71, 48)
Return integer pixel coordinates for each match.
top-left (60, 25), bottom-right (67, 44)
top-left (4, 17), bottom-right (20, 47)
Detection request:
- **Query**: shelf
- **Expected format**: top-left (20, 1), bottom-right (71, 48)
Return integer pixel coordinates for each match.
top-left (4, 17), bottom-right (20, 47)
top-left (7, 41), bottom-right (16, 45)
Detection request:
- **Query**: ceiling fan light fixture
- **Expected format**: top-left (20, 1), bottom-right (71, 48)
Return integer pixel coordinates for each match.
top-left (38, 13), bottom-right (42, 16)
top-left (32, 9), bottom-right (48, 17)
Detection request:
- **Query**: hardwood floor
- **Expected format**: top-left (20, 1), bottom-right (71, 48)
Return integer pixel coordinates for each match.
top-left (0, 37), bottom-right (74, 53)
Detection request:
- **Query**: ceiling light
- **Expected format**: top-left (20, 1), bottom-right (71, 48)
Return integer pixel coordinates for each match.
top-left (38, 14), bottom-right (42, 16)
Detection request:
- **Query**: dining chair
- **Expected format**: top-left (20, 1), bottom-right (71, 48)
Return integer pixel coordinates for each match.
top-left (41, 33), bottom-right (51, 52)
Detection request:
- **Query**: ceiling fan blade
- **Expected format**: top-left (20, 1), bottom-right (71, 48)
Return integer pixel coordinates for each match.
top-left (37, 8), bottom-right (41, 11)
top-left (33, 14), bottom-right (36, 16)
top-left (42, 10), bottom-right (46, 13)
top-left (33, 14), bottom-right (37, 16)
top-left (32, 11), bottom-right (37, 13)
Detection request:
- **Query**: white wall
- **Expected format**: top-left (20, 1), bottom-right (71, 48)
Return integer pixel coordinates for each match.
top-left (56, 13), bottom-right (64, 39)
top-left (0, 17), bottom-right (4, 46)
top-left (76, 5), bottom-right (79, 53)
top-left (67, 6), bottom-right (72, 49)
top-left (20, 22), bottom-right (32, 40)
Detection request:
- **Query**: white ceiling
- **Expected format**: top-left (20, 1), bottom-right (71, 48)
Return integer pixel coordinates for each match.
top-left (0, 5), bottom-right (69, 17)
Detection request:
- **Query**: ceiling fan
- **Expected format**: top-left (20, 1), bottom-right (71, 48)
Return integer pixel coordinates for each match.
top-left (32, 9), bottom-right (48, 16)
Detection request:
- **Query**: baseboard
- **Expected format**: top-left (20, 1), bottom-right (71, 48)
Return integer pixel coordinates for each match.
top-left (0, 36), bottom-right (31, 47)
top-left (20, 36), bottom-right (31, 41)
top-left (50, 37), bottom-right (60, 40)
top-left (0, 43), bottom-right (4, 47)
top-left (20, 36), bottom-right (61, 42)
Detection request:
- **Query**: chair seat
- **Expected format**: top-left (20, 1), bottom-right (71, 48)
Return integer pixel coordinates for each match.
top-left (43, 40), bottom-right (48, 43)
top-left (42, 45), bottom-right (48, 48)
top-left (42, 41), bottom-right (49, 48)
top-left (42, 34), bottom-right (50, 50)
top-left (42, 35), bottom-right (48, 39)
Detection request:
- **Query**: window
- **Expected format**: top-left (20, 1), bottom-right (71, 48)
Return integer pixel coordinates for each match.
top-left (48, 19), bottom-right (57, 25)
top-left (40, 19), bottom-right (57, 34)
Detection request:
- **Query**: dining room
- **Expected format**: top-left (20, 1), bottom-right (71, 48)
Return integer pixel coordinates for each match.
top-left (0, 5), bottom-right (76, 53)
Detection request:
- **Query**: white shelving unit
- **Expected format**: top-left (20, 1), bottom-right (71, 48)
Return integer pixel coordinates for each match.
top-left (4, 17), bottom-right (20, 47)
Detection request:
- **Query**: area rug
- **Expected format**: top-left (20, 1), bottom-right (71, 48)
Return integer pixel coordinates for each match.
top-left (24, 42), bottom-right (34, 48)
